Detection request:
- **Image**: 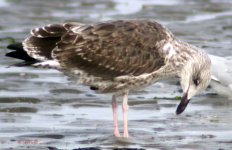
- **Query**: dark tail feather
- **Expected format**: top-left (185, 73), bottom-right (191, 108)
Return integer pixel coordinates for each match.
top-left (7, 43), bottom-right (24, 51)
top-left (6, 43), bottom-right (36, 61)
top-left (6, 43), bottom-right (39, 66)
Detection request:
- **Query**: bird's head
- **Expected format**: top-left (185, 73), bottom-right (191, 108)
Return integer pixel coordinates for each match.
top-left (176, 53), bottom-right (211, 114)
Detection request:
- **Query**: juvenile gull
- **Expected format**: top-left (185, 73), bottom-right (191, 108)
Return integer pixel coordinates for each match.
top-left (6, 19), bottom-right (211, 138)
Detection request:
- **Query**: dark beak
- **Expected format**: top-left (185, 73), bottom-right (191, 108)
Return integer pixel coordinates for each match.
top-left (176, 92), bottom-right (190, 115)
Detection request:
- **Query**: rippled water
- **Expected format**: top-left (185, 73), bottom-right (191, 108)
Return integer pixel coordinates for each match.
top-left (0, 0), bottom-right (232, 149)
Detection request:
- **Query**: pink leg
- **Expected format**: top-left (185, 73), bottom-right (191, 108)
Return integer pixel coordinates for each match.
top-left (112, 95), bottom-right (120, 137)
top-left (122, 91), bottom-right (129, 138)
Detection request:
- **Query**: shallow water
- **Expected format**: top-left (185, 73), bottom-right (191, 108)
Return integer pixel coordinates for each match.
top-left (0, 0), bottom-right (232, 149)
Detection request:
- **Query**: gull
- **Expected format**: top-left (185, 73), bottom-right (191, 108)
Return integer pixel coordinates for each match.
top-left (209, 54), bottom-right (232, 98)
top-left (6, 19), bottom-right (211, 138)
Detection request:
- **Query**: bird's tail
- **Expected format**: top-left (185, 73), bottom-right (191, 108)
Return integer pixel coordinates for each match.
top-left (6, 43), bottom-right (60, 69)
top-left (6, 43), bottom-right (39, 66)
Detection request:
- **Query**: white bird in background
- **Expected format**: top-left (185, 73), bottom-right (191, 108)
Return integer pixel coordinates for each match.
top-left (209, 54), bottom-right (232, 99)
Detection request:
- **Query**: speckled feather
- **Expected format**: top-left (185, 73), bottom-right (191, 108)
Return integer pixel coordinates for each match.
top-left (22, 19), bottom-right (207, 93)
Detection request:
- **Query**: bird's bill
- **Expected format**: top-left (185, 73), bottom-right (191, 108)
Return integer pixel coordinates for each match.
top-left (176, 92), bottom-right (190, 115)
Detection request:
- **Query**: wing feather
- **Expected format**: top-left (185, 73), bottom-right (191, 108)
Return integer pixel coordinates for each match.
top-left (53, 20), bottom-right (174, 80)
top-left (23, 23), bottom-right (83, 61)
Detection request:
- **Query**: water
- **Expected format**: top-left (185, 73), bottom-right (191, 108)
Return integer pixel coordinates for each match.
top-left (0, 0), bottom-right (232, 149)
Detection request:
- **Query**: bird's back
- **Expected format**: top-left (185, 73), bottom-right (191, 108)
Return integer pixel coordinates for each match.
top-left (12, 20), bottom-right (176, 91)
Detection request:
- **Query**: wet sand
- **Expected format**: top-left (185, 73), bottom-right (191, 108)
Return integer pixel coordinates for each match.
top-left (0, 0), bottom-right (232, 149)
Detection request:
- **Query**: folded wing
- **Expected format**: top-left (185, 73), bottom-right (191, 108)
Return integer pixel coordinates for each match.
top-left (53, 20), bottom-right (173, 80)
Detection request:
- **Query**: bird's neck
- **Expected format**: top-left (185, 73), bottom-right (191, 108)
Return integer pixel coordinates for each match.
top-left (171, 40), bottom-right (206, 76)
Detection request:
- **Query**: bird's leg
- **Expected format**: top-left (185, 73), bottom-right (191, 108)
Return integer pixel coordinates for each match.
top-left (122, 91), bottom-right (129, 138)
top-left (112, 95), bottom-right (120, 137)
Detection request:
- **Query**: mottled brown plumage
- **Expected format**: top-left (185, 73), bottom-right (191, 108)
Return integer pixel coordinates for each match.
top-left (22, 20), bottom-right (175, 92)
top-left (22, 20), bottom-right (210, 94)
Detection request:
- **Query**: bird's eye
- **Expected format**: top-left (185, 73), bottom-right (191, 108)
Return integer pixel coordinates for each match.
top-left (193, 78), bottom-right (200, 86)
